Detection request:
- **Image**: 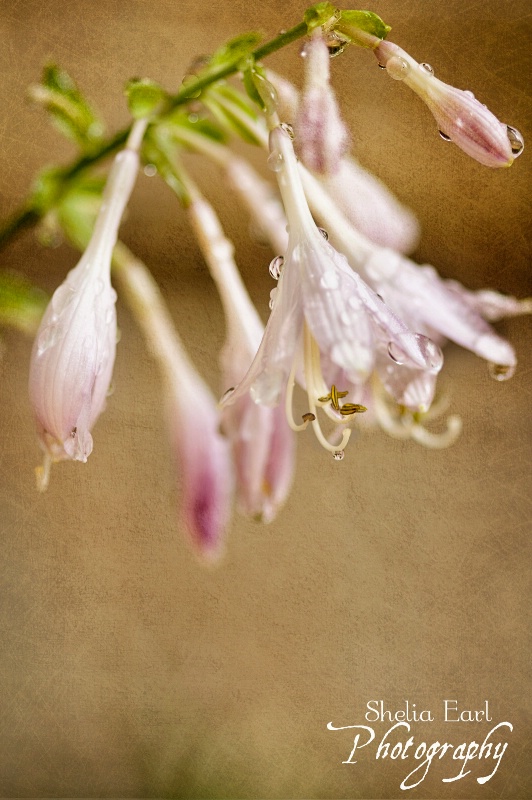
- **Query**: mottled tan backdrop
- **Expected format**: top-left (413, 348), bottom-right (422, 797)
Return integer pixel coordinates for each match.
top-left (0, 0), bottom-right (530, 797)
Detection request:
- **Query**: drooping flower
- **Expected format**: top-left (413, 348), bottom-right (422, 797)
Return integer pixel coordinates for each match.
top-left (374, 40), bottom-right (524, 167)
top-left (28, 124), bottom-right (145, 490)
top-left (112, 243), bottom-right (234, 561)
top-left (294, 30), bottom-right (350, 174)
top-left (221, 124), bottom-right (444, 457)
top-left (187, 193), bottom-right (295, 521)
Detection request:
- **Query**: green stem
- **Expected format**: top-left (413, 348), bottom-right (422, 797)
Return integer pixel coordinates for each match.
top-left (0, 20), bottom-right (308, 252)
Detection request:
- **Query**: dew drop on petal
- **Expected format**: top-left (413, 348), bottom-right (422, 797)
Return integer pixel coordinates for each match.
top-left (506, 125), bottom-right (524, 157)
top-left (318, 227), bottom-right (329, 241)
top-left (387, 341), bottom-right (405, 365)
top-left (464, 90), bottom-right (475, 99)
top-left (488, 362), bottom-right (516, 381)
top-left (269, 255), bottom-right (284, 280)
top-left (51, 283), bottom-right (76, 316)
top-left (439, 130), bottom-right (452, 141)
top-left (414, 333), bottom-right (444, 372)
top-left (143, 164), bottom-right (157, 177)
top-left (250, 370), bottom-right (283, 406)
top-left (37, 322), bottom-right (59, 355)
top-left (320, 271), bottom-right (340, 290)
top-left (299, 43), bottom-right (308, 58)
top-left (333, 450), bottom-right (345, 461)
top-left (386, 57), bottom-right (409, 80)
top-left (420, 62), bottom-right (434, 76)
top-left (279, 122), bottom-right (295, 140)
top-left (377, 62), bottom-right (387, 69)
top-left (267, 150), bottom-right (284, 172)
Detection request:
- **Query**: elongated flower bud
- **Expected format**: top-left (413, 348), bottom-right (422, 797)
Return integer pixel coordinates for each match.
top-left (374, 40), bottom-right (523, 167)
top-left (29, 123), bottom-right (145, 490)
top-left (295, 31), bottom-right (350, 174)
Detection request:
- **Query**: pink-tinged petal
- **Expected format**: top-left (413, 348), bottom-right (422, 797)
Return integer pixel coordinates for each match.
top-left (169, 376), bottom-right (233, 563)
top-left (377, 353), bottom-right (439, 413)
top-left (361, 249), bottom-right (517, 367)
top-left (444, 282), bottom-right (532, 322)
top-left (374, 40), bottom-right (521, 168)
top-left (321, 158), bottom-right (420, 253)
top-left (294, 32), bottom-right (350, 174)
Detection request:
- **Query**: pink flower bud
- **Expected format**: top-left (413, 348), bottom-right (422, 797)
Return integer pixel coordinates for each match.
top-left (294, 32), bottom-right (350, 174)
top-left (375, 40), bottom-right (523, 168)
top-left (29, 143), bottom-right (141, 490)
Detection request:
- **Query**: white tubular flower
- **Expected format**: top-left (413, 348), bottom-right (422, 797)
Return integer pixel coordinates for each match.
top-left (187, 195), bottom-right (295, 522)
top-left (294, 30), bottom-right (350, 174)
top-left (28, 121), bottom-right (146, 490)
top-left (112, 244), bottom-right (233, 562)
top-left (221, 125), bottom-right (443, 458)
top-left (374, 40), bottom-right (524, 167)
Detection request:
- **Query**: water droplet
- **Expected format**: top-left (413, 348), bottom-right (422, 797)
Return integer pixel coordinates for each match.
top-left (180, 74), bottom-right (202, 99)
top-left (188, 112), bottom-right (199, 123)
top-left (488, 362), bottom-right (515, 382)
top-left (299, 43), bottom-right (307, 58)
top-left (506, 125), bottom-right (524, 157)
top-left (37, 322), bottom-right (59, 355)
top-left (464, 90), bottom-right (475, 99)
top-left (377, 62), bottom-right (386, 69)
top-left (267, 150), bottom-right (283, 172)
top-left (320, 271), bottom-right (340, 290)
top-left (279, 122), bottom-right (295, 140)
top-left (387, 341), bottom-right (405, 365)
top-left (220, 387), bottom-right (235, 403)
top-left (318, 227), bottom-right (329, 241)
top-left (333, 450), bottom-right (345, 461)
top-left (250, 370), bottom-right (282, 406)
top-left (105, 307), bottom-right (115, 325)
top-left (51, 283), bottom-right (76, 316)
top-left (324, 30), bottom-right (349, 58)
top-left (143, 164), bottom-right (157, 177)
top-left (414, 333), bottom-right (443, 372)
top-left (420, 62), bottom-right (434, 76)
top-left (269, 255), bottom-right (284, 280)
top-left (386, 56), bottom-right (409, 81)
top-left (269, 288), bottom-right (278, 309)
top-left (439, 130), bottom-right (452, 141)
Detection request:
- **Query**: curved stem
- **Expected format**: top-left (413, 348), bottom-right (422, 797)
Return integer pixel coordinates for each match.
top-left (0, 21), bottom-right (309, 252)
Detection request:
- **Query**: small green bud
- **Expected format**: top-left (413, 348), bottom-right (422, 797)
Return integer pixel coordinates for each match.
top-left (209, 32), bottom-right (264, 69)
top-left (335, 10), bottom-right (391, 47)
top-left (304, 3), bottom-right (338, 32)
top-left (125, 78), bottom-right (168, 119)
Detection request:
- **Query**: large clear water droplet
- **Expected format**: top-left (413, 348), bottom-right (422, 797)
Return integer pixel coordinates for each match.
top-left (267, 150), bottom-right (283, 173)
top-left (269, 255), bottom-right (284, 280)
top-left (143, 164), bottom-right (157, 177)
top-left (420, 62), bottom-right (434, 76)
top-left (414, 333), bottom-right (443, 372)
top-left (506, 126), bottom-right (524, 157)
top-left (324, 32), bottom-right (349, 58)
top-left (320, 271), bottom-right (340, 290)
top-left (386, 56), bottom-right (409, 80)
top-left (333, 450), bottom-right (345, 461)
top-left (488, 362), bottom-right (515, 382)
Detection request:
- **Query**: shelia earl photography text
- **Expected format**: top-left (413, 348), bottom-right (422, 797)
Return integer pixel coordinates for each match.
top-left (328, 699), bottom-right (512, 791)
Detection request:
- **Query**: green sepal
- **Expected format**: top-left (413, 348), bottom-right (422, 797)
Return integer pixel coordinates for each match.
top-left (242, 65), bottom-right (267, 111)
top-left (336, 10), bottom-right (391, 46)
top-left (164, 110), bottom-right (228, 144)
top-left (208, 32), bottom-right (264, 70)
top-left (28, 64), bottom-right (104, 149)
top-left (141, 129), bottom-right (190, 205)
top-left (203, 84), bottom-right (262, 146)
top-left (304, 2), bottom-right (337, 32)
top-left (0, 270), bottom-right (48, 335)
top-left (125, 78), bottom-right (169, 119)
top-left (30, 166), bottom-right (66, 213)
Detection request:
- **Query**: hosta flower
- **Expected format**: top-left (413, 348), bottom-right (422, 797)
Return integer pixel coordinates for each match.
top-left (374, 40), bottom-right (524, 167)
top-left (112, 243), bottom-right (234, 561)
top-left (29, 135), bottom-right (143, 490)
top-left (294, 30), bottom-right (350, 174)
top-left (187, 194), bottom-right (295, 521)
top-left (221, 125), bottom-right (443, 457)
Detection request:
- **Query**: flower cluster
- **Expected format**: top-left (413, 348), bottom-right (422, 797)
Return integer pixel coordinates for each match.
top-left (3, 6), bottom-right (526, 560)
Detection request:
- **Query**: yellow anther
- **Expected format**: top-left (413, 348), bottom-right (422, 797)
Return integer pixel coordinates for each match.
top-left (339, 403), bottom-right (367, 416)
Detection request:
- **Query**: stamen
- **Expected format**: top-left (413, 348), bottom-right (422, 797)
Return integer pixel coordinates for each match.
top-left (410, 415), bottom-right (462, 449)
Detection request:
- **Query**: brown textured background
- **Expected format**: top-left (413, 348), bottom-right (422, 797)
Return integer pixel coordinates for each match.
top-left (0, 0), bottom-right (531, 797)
